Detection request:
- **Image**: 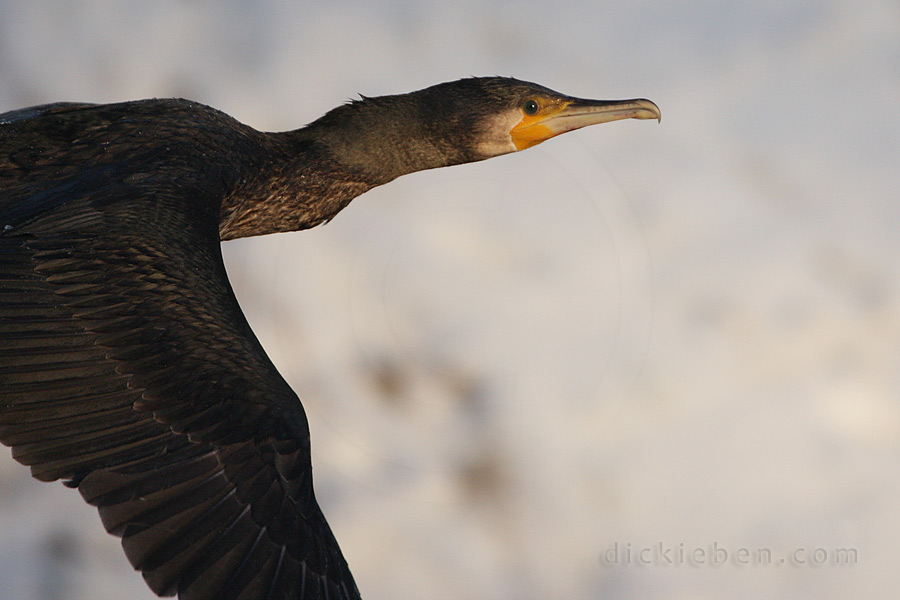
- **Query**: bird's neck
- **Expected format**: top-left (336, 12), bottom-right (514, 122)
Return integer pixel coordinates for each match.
top-left (218, 136), bottom-right (377, 240)
top-left (218, 102), bottom-right (474, 241)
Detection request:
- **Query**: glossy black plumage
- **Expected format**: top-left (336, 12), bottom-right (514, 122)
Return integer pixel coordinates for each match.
top-left (0, 78), bottom-right (659, 599)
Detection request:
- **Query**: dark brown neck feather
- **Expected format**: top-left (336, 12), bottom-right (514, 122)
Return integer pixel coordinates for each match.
top-left (218, 135), bottom-right (379, 241)
top-left (218, 93), bottom-right (482, 241)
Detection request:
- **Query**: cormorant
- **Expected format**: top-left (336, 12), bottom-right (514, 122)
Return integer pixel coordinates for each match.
top-left (0, 77), bottom-right (659, 600)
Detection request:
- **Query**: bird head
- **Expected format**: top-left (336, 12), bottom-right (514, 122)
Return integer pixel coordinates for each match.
top-left (416, 77), bottom-right (661, 160)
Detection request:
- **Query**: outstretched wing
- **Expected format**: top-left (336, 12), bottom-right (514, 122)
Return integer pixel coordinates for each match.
top-left (0, 104), bottom-right (360, 600)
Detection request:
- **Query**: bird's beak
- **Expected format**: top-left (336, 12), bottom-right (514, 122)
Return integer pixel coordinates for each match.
top-left (510, 97), bottom-right (661, 151)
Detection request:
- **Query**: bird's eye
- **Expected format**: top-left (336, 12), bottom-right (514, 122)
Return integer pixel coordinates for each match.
top-left (523, 99), bottom-right (539, 115)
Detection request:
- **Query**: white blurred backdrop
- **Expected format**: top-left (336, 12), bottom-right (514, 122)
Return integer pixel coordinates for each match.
top-left (1, 1), bottom-right (898, 599)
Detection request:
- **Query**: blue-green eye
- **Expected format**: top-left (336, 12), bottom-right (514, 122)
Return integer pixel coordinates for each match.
top-left (523, 99), bottom-right (539, 115)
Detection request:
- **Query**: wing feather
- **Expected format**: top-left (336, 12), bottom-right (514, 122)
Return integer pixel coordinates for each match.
top-left (0, 104), bottom-right (360, 598)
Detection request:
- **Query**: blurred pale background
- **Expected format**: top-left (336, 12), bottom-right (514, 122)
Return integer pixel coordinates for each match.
top-left (1, 1), bottom-right (898, 599)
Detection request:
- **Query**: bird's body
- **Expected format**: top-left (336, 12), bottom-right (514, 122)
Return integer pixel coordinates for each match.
top-left (0, 78), bottom-right (658, 599)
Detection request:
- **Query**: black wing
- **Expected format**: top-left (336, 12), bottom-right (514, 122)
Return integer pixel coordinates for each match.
top-left (0, 103), bottom-right (360, 600)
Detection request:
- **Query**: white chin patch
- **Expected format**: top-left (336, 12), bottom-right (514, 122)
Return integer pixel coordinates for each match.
top-left (473, 111), bottom-right (522, 159)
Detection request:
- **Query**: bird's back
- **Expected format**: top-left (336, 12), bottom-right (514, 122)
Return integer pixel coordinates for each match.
top-left (1, 99), bottom-right (264, 231)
